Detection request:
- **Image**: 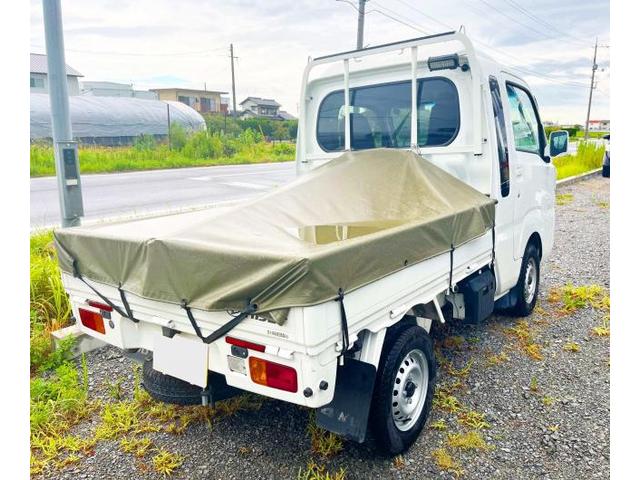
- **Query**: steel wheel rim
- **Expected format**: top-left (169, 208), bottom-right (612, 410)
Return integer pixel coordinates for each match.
top-left (392, 349), bottom-right (429, 431)
top-left (524, 258), bottom-right (537, 304)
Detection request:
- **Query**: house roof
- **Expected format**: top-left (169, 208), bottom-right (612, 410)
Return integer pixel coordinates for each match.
top-left (151, 87), bottom-right (227, 95)
top-left (30, 53), bottom-right (83, 77)
top-left (240, 96), bottom-right (281, 108)
top-left (277, 110), bottom-right (296, 120)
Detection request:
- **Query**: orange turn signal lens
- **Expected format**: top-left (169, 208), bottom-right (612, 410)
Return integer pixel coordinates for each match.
top-left (248, 357), bottom-right (298, 393)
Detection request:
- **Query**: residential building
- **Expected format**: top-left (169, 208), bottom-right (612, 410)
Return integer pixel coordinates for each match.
top-left (588, 119), bottom-right (610, 131)
top-left (239, 97), bottom-right (281, 118)
top-left (30, 53), bottom-right (83, 95)
top-left (81, 81), bottom-right (158, 100)
top-left (151, 88), bottom-right (227, 114)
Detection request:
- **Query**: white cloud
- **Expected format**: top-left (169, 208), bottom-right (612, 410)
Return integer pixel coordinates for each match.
top-left (30, 0), bottom-right (609, 123)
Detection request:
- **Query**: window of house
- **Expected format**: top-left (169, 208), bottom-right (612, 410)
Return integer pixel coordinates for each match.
top-left (489, 76), bottom-right (509, 197)
top-left (200, 98), bottom-right (211, 112)
top-left (316, 77), bottom-right (460, 152)
top-left (505, 83), bottom-right (543, 155)
top-left (30, 76), bottom-right (44, 89)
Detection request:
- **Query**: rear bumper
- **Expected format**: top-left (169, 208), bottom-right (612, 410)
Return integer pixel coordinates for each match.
top-left (64, 275), bottom-right (338, 408)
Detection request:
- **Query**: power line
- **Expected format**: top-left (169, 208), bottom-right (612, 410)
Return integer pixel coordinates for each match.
top-left (373, 0), bottom-right (590, 89)
top-left (502, 0), bottom-right (592, 47)
top-left (30, 44), bottom-right (229, 57)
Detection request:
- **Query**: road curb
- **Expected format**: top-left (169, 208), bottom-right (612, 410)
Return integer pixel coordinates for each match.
top-left (556, 168), bottom-right (602, 188)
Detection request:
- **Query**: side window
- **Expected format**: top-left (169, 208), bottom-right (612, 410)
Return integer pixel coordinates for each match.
top-left (489, 77), bottom-right (509, 197)
top-left (316, 78), bottom-right (460, 151)
top-left (505, 83), bottom-right (543, 155)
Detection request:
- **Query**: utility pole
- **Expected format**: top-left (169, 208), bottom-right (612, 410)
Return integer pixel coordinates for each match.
top-left (42, 0), bottom-right (84, 227)
top-left (584, 38), bottom-right (598, 140)
top-left (357, 0), bottom-right (367, 49)
top-left (230, 44), bottom-right (238, 116)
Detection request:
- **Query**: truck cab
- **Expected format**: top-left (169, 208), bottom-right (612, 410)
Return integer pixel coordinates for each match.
top-left (296, 30), bottom-right (559, 302)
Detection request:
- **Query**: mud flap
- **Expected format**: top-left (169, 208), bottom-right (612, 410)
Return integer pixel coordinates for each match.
top-left (316, 358), bottom-right (377, 443)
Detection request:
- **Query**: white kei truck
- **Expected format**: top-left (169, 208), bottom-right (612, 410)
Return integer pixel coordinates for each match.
top-left (55, 31), bottom-right (569, 455)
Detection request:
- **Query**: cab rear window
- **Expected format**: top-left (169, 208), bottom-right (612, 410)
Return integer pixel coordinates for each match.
top-left (316, 77), bottom-right (460, 151)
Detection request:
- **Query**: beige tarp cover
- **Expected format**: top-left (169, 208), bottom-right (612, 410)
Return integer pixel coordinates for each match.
top-left (55, 149), bottom-right (495, 323)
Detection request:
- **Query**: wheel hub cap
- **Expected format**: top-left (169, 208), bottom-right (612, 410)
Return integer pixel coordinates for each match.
top-left (524, 258), bottom-right (537, 304)
top-left (392, 349), bottom-right (429, 431)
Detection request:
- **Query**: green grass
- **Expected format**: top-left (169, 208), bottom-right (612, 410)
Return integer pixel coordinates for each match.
top-left (554, 141), bottom-right (605, 180)
top-left (30, 230), bottom-right (74, 373)
top-left (30, 128), bottom-right (295, 177)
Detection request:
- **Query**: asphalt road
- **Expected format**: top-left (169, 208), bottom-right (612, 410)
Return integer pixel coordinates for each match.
top-left (30, 162), bottom-right (296, 228)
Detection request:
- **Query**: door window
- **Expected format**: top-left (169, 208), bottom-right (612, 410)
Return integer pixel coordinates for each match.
top-left (489, 77), bottom-right (509, 197)
top-left (316, 77), bottom-right (460, 151)
top-left (505, 83), bottom-right (543, 155)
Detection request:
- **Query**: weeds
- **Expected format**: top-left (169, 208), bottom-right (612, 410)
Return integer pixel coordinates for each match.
top-left (432, 448), bottom-right (463, 478)
top-left (504, 320), bottom-right (544, 361)
top-left (297, 461), bottom-right (346, 480)
top-left (556, 193), bottom-right (574, 206)
top-left (549, 284), bottom-right (608, 314)
top-left (433, 390), bottom-right (463, 414)
top-left (592, 316), bottom-right (610, 337)
top-left (446, 431), bottom-right (493, 451)
top-left (542, 396), bottom-right (555, 407)
top-left (529, 376), bottom-right (539, 392)
top-left (307, 412), bottom-right (344, 458)
top-left (430, 419), bottom-right (448, 431)
top-left (446, 360), bottom-right (473, 377)
top-left (120, 436), bottom-right (154, 457)
top-left (486, 351), bottom-right (509, 366)
top-left (563, 342), bottom-right (581, 353)
top-left (393, 455), bottom-right (406, 469)
top-left (152, 449), bottom-right (184, 476)
top-left (457, 409), bottom-right (491, 430)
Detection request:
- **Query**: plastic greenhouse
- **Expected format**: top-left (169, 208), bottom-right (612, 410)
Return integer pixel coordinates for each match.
top-left (30, 93), bottom-right (206, 145)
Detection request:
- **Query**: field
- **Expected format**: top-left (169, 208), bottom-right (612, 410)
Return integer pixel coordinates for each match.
top-left (30, 127), bottom-right (295, 177)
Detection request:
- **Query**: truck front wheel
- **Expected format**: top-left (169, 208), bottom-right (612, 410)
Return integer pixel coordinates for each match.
top-left (511, 243), bottom-right (541, 316)
top-left (369, 326), bottom-right (436, 455)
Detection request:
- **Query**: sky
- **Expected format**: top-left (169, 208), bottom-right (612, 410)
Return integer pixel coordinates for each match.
top-left (29, 0), bottom-right (609, 124)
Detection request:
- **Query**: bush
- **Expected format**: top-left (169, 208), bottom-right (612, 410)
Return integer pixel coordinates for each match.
top-left (169, 122), bottom-right (188, 150)
top-left (553, 141), bottom-right (605, 179)
top-left (133, 134), bottom-right (156, 151)
top-left (182, 131), bottom-right (223, 159)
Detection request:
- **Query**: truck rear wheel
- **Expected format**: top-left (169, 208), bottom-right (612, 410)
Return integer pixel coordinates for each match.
top-left (369, 326), bottom-right (436, 455)
top-left (511, 243), bottom-right (540, 317)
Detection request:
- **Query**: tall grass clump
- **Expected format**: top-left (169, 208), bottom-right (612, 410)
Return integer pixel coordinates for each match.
top-left (554, 141), bottom-right (605, 180)
top-left (30, 231), bottom-right (74, 373)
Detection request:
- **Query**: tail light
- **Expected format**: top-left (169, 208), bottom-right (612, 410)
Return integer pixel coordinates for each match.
top-left (226, 336), bottom-right (265, 352)
top-left (78, 308), bottom-right (106, 334)
top-left (86, 300), bottom-right (113, 312)
top-left (249, 357), bottom-right (298, 393)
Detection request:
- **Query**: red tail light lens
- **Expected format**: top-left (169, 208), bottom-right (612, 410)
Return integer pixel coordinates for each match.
top-left (226, 336), bottom-right (265, 352)
top-left (249, 357), bottom-right (298, 393)
top-left (87, 300), bottom-right (113, 312)
top-left (79, 308), bottom-right (106, 334)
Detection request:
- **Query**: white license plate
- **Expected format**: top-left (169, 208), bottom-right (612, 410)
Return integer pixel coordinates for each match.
top-left (153, 334), bottom-right (208, 388)
top-left (227, 355), bottom-right (247, 375)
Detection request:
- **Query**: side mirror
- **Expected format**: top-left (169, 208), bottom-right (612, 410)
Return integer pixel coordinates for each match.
top-left (549, 130), bottom-right (569, 157)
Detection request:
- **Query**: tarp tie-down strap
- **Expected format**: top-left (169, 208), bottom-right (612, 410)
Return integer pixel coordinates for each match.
top-left (448, 244), bottom-right (456, 292)
top-left (72, 259), bottom-right (138, 323)
top-left (118, 285), bottom-right (140, 323)
top-left (181, 300), bottom-right (258, 345)
top-left (334, 288), bottom-right (350, 355)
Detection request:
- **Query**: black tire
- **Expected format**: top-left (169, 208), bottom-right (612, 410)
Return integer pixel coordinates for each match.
top-left (369, 326), bottom-right (436, 455)
top-left (142, 357), bottom-right (203, 406)
top-left (511, 242), bottom-right (541, 317)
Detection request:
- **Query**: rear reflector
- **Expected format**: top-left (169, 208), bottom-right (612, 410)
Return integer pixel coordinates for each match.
top-left (79, 308), bottom-right (106, 334)
top-left (87, 300), bottom-right (113, 312)
top-left (226, 336), bottom-right (265, 352)
top-left (249, 357), bottom-right (298, 393)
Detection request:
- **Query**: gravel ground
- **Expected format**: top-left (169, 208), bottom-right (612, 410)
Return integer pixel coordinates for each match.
top-left (46, 176), bottom-right (610, 480)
